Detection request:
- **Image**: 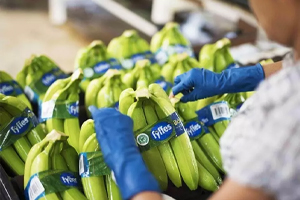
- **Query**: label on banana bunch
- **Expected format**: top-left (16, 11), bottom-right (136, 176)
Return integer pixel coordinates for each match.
top-left (40, 100), bottom-right (79, 121)
top-left (25, 67), bottom-right (67, 103)
top-left (79, 152), bottom-right (110, 178)
top-left (0, 80), bottom-right (23, 96)
top-left (109, 58), bottom-right (123, 70)
top-left (196, 101), bottom-right (231, 126)
top-left (135, 112), bottom-right (185, 152)
top-left (119, 51), bottom-right (156, 70)
top-left (144, 51), bottom-right (157, 64)
top-left (154, 45), bottom-right (195, 65)
top-left (0, 108), bottom-right (39, 151)
top-left (154, 76), bottom-right (173, 92)
top-left (25, 170), bottom-right (81, 200)
top-left (184, 118), bottom-right (210, 141)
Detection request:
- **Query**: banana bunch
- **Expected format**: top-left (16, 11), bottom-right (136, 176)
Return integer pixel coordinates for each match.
top-left (16, 55), bottom-right (67, 103)
top-left (0, 94), bottom-right (46, 175)
top-left (85, 69), bottom-right (127, 116)
top-left (74, 40), bottom-right (121, 92)
top-left (150, 22), bottom-right (194, 65)
top-left (107, 30), bottom-right (156, 70)
top-left (79, 120), bottom-right (121, 200)
top-left (171, 97), bottom-right (224, 191)
top-left (119, 84), bottom-right (198, 191)
top-left (42, 70), bottom-right (83, 153)
top-left (0, 71), bottom-right (32, 109)
top-left (24, 130), bottom-right (87, 200)
top-left (161, 53), bottom-right (199, 84)
top-left (122, 59), bottom-right (161, 90)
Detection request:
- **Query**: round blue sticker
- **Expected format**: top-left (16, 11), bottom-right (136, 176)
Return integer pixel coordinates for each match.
top-left (10, 116), bottom-right (30, 135)
top-left (151, 122), bottom-right (173, 141)
top-left (60, 173), bottom-right (78, 187)
top-left (0, 82), bottom-right (14, 95)
top-left (185, 121), bottom-right (202, 139)
top-left (41, 73), bottom-right (57, 86)
top-left (68, 102), bottom-right (79, 117)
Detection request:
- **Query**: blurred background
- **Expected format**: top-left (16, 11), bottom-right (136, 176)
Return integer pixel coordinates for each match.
top-left (0, 0), bottom-right (290, 77)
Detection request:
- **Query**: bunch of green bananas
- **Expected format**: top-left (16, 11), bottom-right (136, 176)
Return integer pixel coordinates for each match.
top-left (24, 130), bottom-right (87, 200)
top-left (150, 22), bottom-right (194, 65)
top-left (79, 120), bottom-right (121, 200)
top-left (85, 69), bottom-right (127, 116)
top-left (16, 55), bottom-right (67, 103)
top-left (74, 40), bottom-right (120, 92)
top-left (42, 70), bottom-right (83, 153)
top-left (122, 59), bottom-right (161, 90)
top-left (107, 30), bottom-right (154, 70)
top-left (161, 53), bottom-right (199, 84)
top-left (171, 97), bottom-right (223, 191)
top-left (0, 71), bottom-right (32, 109)
top-left (0, 94), bottom-right (46, 175)
top-left (119, 84), bottom-right (198, 191)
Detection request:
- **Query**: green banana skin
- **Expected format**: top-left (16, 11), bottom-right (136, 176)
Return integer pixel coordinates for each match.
top-left (196, 161), bottom-right (219, 192)
top-left (61, 142), bottom-right (79, 172)
top-left (30, 140), bottom-right (62, 200)
top-left (106, 174), bottom-right (122, 200)
top-left (118, 88), bottom-right (135, 115)
top-left (79, 119), bottom-right (95, 153)
top-left (81, 133), bottom-right (108, 200)
top-left (148, 84), bottom-right (170, 101)
top-left (151, 95), bottom-right (199, 190)
top-left (143, 100), bottom-right (182, 188)
top-left (127, 101), bottom-right (168, 191)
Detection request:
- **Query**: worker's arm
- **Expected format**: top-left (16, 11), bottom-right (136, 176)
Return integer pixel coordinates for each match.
top-left (172, 61), bottom-right (282, 102)
top-left (209, 179), bottom-right (275, 200)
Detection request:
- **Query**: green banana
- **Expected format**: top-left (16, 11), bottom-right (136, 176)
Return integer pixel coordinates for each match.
top-left (127, 101), bottom-right (168, 191)
top-left (148, 83), bottom-right (170, 101)
top-left (151, 95), bottom-right (198, 190)
top-left (196, 161), bottom-right (219, 192)
top-left (79, 119), bottom-right (95, 152)
top-left (118, 88), bottom-right (135, 115)
top-left (81, 133), bottom-right (108, 200)
top-left (106, 174), bottom-right (122, 200)
top-left (61, 142), bottom-right (79, 173)
top-left (143, 100), bottom-right (182, 188)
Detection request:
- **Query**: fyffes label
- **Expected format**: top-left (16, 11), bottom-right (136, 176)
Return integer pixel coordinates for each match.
top-left (151, 122), bottom-right (173, 141)
top-left (10, 116), bottom-right (30, 135)
top-left (41, 73), bottom-right (57, 86)
top-left (0, 83), bottom-right (14, 95)
top-left (94, 61), bottom-right (110, 74)
top-left (185, 121), bottom-right (202, 139)
top-left (60, 173), bottom-right (78, 187)
top-left (68, 102), bottom-right (79, 117)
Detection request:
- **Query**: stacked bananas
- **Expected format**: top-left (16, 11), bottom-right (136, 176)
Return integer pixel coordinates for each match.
top-left (16, 55), bottom-right (67, 103)
top-left (79, 120), bottom-right (121, 200)
top-left (85, 69), bottom-right (127, 116)
top-left (24, 130), bottom-right (87, 200)
top-left (171, 97), bottom-right (223, 191)
top-left (107, 30), bottom-right (156, 70)
top-left (42, 70), bottom-right (83, 153)
top-left (0, 94), bottom-right (46, 175)
top-left (0, 70), bottom-right (32, 109)
top-left (75, 40), bottom-right (120, 92)
top-left (150, 22), bottom-right (194, 65)
top-left (122, 59), bottom-right (161, 90)
top-left (119, 84), bottom-right (198, 191)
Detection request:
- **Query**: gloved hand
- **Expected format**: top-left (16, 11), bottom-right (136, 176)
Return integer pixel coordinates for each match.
top-left (89, 106), bottom-right (160, 200)
top-left (172, 63), bottom-right (264, 102)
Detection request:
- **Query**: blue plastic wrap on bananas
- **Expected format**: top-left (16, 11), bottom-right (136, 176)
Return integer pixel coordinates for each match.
top-left (107, 30), bottom-right (157, 70)
top-left (16, 55), bottom-right (67, 104)
top-left (151, 22), bottom-right (195, 65)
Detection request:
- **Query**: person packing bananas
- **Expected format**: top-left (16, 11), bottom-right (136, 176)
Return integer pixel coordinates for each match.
top-left (90, 0), bottom-right (300, 200)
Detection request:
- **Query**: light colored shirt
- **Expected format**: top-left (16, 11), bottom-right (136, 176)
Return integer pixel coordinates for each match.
top-left (220, 53), bottom-right (300, 200)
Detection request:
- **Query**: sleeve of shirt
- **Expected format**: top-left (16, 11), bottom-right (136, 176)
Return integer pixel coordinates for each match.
top-left (220, 65), bottom-right (300, 200)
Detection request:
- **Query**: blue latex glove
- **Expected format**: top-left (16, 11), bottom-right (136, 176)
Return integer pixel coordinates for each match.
top-left (89, 106), bottom-right (160, 200)
top-left (172, 63), bottom-right (265, 102)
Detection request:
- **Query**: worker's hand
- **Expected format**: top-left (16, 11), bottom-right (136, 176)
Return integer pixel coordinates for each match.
top-left (172, 64), bottom-right (264, 103)
top-left (89, 106), bottom-right (160, 200)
